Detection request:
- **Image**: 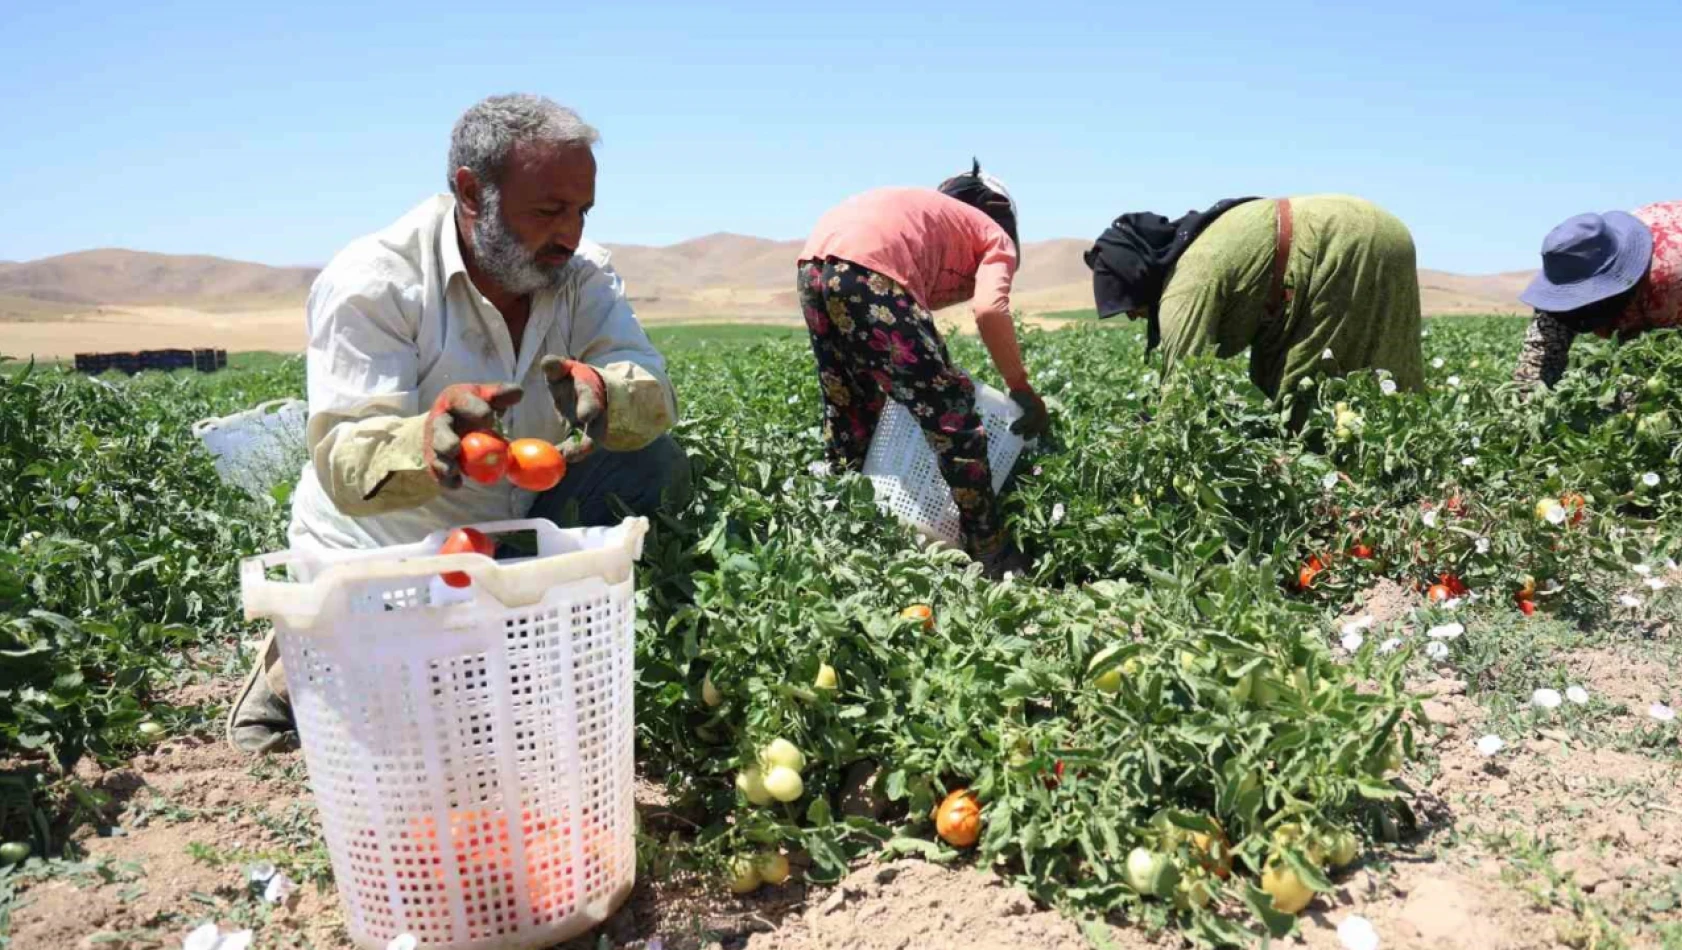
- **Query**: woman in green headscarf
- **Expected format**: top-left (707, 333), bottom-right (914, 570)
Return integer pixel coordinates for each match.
top-left (1085, 195), bottom-right (1425, 404)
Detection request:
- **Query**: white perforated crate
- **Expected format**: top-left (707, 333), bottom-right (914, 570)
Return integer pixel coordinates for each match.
top-left (862, 380), bottom-right (1025, 549)
top-left (192, 398), bottom-right (308, 498)
top-left (240, 518), bottom-right (646, 950)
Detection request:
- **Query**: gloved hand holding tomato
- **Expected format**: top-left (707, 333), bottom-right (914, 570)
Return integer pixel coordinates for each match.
top-left (422, 383), bottom-right (524, 488)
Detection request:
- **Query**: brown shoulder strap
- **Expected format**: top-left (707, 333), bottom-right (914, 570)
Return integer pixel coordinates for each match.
top-left (1269, 197), bottom-right (1294, 320)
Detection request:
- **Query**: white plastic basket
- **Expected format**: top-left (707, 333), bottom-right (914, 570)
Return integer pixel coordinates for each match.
top-left (240, 518), bottom-right (647, 950)
top-left (861, 379), bottom-right (1026, 549)
top-left (192, 398), bottom-right (308, 498)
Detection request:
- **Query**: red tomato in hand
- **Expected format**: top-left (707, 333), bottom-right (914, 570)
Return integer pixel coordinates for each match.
top-left (507, 439), bottom-right (567, 492)
top-left (458, 432), bottom-right (510, 484)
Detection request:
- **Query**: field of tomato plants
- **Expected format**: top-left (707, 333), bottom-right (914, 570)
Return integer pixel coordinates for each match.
top-left (1, 319), bottom-right (1679, 949)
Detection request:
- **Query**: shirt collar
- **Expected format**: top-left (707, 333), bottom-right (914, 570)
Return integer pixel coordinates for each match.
top-left (439, 195), bottom-right (472, 289)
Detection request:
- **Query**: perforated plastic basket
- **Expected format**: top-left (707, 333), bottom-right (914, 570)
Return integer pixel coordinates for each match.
top-left (240, 518), bottom-right (647, 950)
top-left (192, 398), bottom-right (308, 498)
top-left (861, 379), bottom-right (1025, 548)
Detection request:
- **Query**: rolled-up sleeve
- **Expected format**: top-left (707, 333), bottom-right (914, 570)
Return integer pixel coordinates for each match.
top-left (568, 260), bottom-right (678, 451)
top-left (303, 269), bottom-right (439, 515)
top-left (971, 233), bottom-right (1027, 390)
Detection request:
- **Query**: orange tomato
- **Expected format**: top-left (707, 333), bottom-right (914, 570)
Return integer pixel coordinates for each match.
top-left (506, 438), bottom-right (567, 491)
top-left (1348, 543), bottom-right (1374, 560)
top-left (934, 788), bottom-right (982, 848)
top-left (1517, 600), bottom-right (1537, 616)
top-left (1561, 492), bottom-right (1587, 525)
top-left (459, 431), bottom-right (510, 484)
top-left (1298, 555), bottom-right (1326, 590)
top-left (900, 604), bottom-right (935, 631)
top-left (1426, 583), bottom-right (1452, 603)
top-left (439, 527), bottom-right (495, 588)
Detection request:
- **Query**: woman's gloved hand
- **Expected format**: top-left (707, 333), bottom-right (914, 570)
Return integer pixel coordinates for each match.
top-left (423, 383), bottom-right (524, 488)
top-left (1008, 387), bottom-right (1050, 438)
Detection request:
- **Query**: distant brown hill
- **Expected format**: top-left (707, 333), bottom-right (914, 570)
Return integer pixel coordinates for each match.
top-left (0, 249), bottom-right (317, 318)
top-left (0, 238), bottom-right (1532, 323)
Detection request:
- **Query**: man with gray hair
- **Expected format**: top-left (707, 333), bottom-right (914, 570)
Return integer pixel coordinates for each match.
top-left (228, 93), bottom-right (687, 753)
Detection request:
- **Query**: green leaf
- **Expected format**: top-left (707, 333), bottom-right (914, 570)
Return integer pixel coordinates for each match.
top-left (1243, 883), bottom-right (1299, 938)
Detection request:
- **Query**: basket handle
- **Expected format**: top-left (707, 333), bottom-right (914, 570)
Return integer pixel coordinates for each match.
top-left (191, 399), bottom-right (304, 438)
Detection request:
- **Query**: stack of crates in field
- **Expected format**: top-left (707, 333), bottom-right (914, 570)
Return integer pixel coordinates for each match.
top-left (72, 348), bottom-right (228, 376)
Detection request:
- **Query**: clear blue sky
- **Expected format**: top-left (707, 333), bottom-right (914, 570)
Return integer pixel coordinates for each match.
top-left (2, 0), bottom-right (1677, 273)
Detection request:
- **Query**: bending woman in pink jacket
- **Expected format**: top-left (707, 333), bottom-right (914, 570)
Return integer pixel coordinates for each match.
top-left (797, 162), bottom-right (1050, 577)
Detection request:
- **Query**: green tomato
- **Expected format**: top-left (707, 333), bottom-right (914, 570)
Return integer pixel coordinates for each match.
top-left (763, 765), bottom-right (805, 802)
top-left (1637, 412), bottom-right (1674, 440)
top-left (137, 721), bottom-right (165, 740)
top-left (728, 855), bottom-right (762, 894)
top-left (1089, 646), bottom-right (1124, 693)
top-left (1228, 671), bottom-right (1256, 705)
top-left (1327, 830), bottom-right (1360, 868)
top-left (756, 852), bottom-right (791, 886)
top-left (760, 738), bottom-right (805, 773)
top-left (0, 842), bottom-right (29, 865)
top-left (736, 767), bottom-right (772, 806)
top-left (1647, 376), bottom-right (1669, 398)
top-left (1125, 847), bottom-right (1180, 898)
top-left (813, 663), bottom-right (839, 691)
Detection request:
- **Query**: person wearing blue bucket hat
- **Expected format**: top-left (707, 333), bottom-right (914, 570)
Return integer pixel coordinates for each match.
top-left (1514, 201), bottom-right (1682, 388)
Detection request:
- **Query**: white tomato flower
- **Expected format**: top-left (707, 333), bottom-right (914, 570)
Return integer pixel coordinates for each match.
top-left (1426, 641), bottom-right (1450, 661)
top-left (1380, 379), bottom-right (1398, 396)
top-left (1475, 735), bottom-right (1505, 756)
top-left (1566, 686), bottom-right (1589, 705)
top-left (1341, 631), bottom-right (1365, 652)
top-left (1051, 503), bottom-right (1066, 525)
top-left (1643, 472), bottom-right (1661, 487)
top-left (1447, 375), bottom-right (1462, 388)
top-left (1427, 622), bottom-right (1464, 640)
top-left (1461, 456), bottom-right (1476, 468)
top-left (1422, 509), bottom-right (1439, 528)
top-left (1531, 688), bottom-right (1563, 709)
top-left (1432, 357), bottom-right (1445, 369)
top-left (1322, 348), bottom-right (1335, 360)
top-left (1476, 537), bottom-right (1491, 554)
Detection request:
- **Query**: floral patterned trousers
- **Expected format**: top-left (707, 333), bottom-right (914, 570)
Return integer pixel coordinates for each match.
top-left (797, 258), bottom-right (1004, 555)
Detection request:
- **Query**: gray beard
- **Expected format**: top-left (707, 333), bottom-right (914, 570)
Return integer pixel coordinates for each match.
top-left (469, 188), bottom-right (573, 296)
